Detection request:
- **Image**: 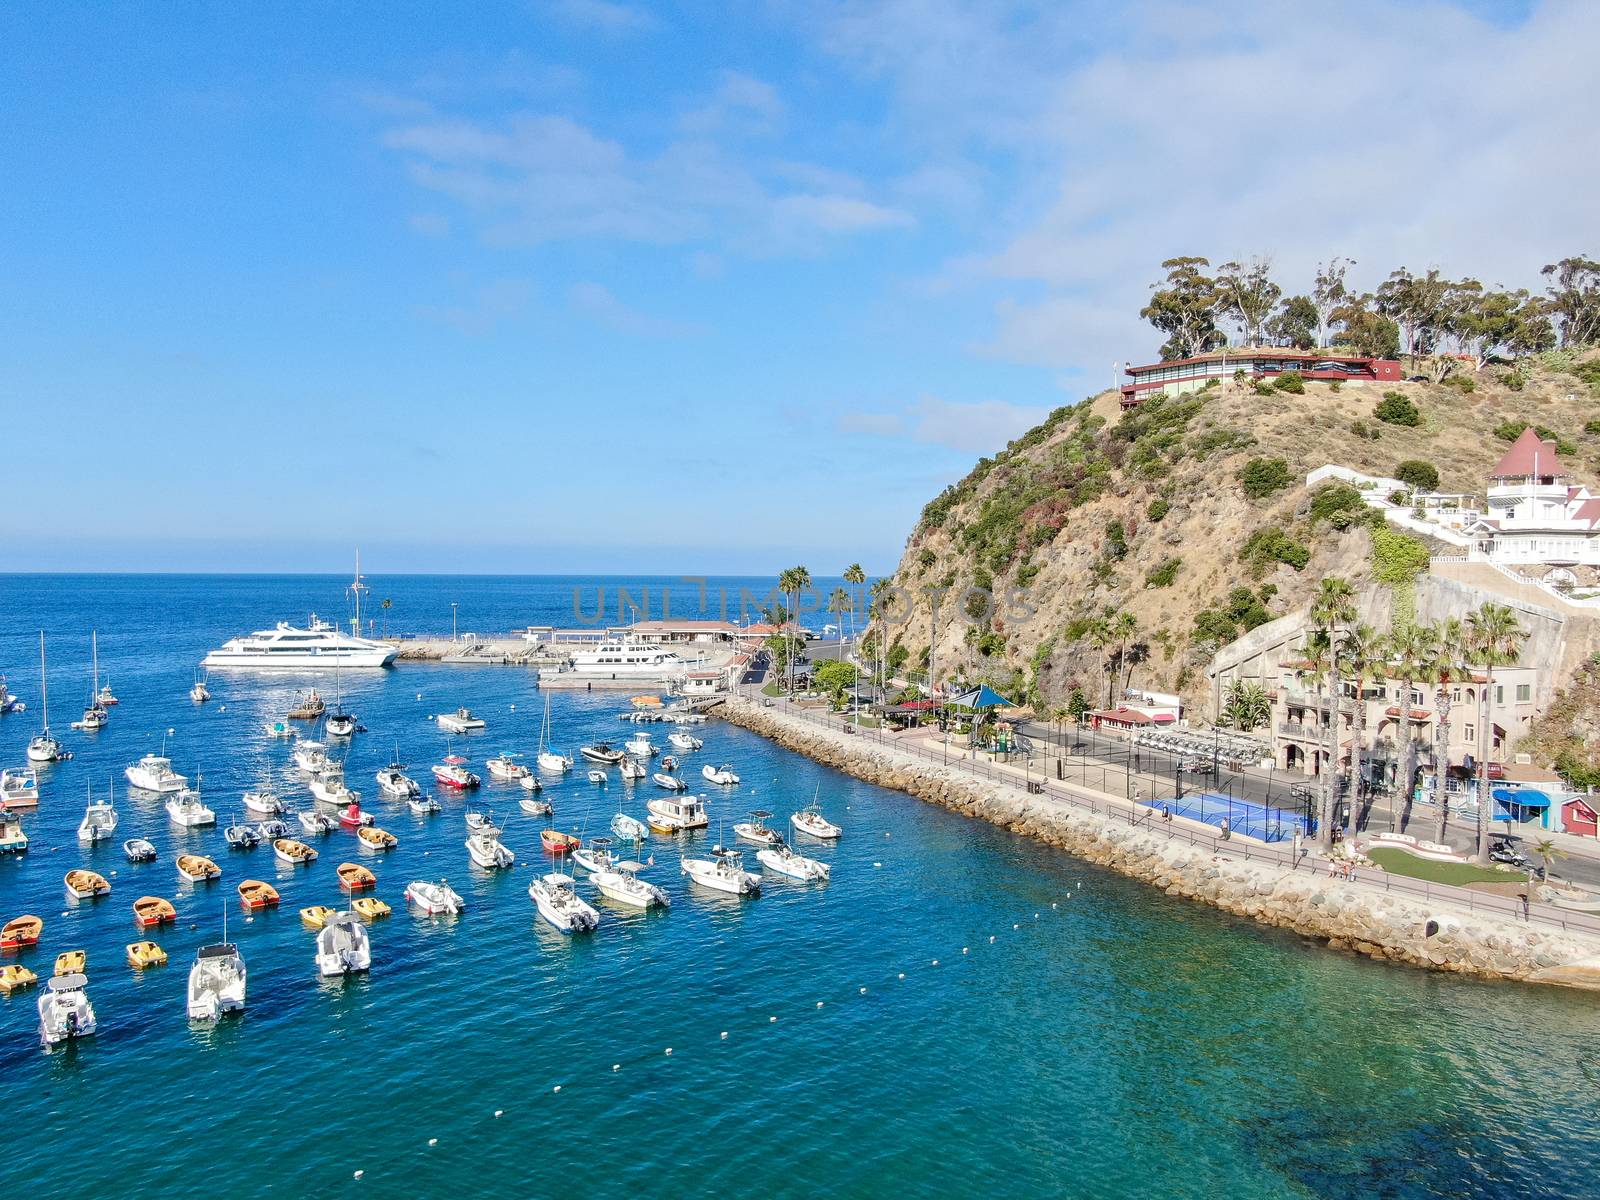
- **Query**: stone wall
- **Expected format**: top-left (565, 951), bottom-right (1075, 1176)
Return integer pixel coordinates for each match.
top-left (719, 697), bottom-right (1600, 991)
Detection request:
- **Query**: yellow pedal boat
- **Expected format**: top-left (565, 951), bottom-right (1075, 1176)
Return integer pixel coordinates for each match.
top-left (54, 949), bottom-right (87, 977)
top-left (0, 964), bottom-right (38, 992)
top-left (300, 905), bottom-right (337, 928)
top-left (351, 897), bottom-right (391, 920)
top-left (126, 941), bottom-right (167, 969)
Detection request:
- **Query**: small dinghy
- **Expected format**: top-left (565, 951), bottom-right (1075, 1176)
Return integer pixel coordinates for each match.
top-left (465, 825), bottom-right (515, 869)
top-left (541, 829), bottom-right (581, 856)
top-left (701, 763), bottom-right (739, 786)
top-left (757, 841), bottom-right (831, 882)
top-left (519, 773), bottom-right (543, 794)
top-left (570, 837), bottom-right (616, 874)
top-left (54, 949), bottom-right (87, 977)
top-left (520, 795), bottom-right (552, 817)
top-left (126, 941), bottom-right (167, 969)
top-left (298, 810), bottom-right (337, 836)
top-left (237, 879), bottom-right (280, 910)
top-left (132, 896), bottom-right (176, 928)
top-left (619, 759), bottom-right (646, 781)
top-left (1, 914), bottom-right (43, 948)
top-left (254, 819), bottom-right (291, 840)
top-left (529, 872), bottom-right (599, 933)
top-left (486, 753), bottom-right (531, 781)
top-left (681, 847), bottom-right (761, 897)
top-left (733, 810), bottom-right (781, 847)
top-left (64, 870), bottom-right (111, 900)
top-left (357, 825), bottom-right (397, 852)
top-left (316, 912), bottom-right (372, 976)
top-left (610, 813), bottom-right (649, 843)
top-left (38, 973), bottom-right (96, 1045)
top-left (176, 854), bottom-right (221, 883)
top-left (592, 860), bottom-right (670, 909)
top-left (273, 838), bottom-right (316, 870)
top-left (465, 811), bottom-right (488, 832)
top-left (667, 732), bottom-right (702, 751)
top-left (409, 794), bottom-right (442, 816)
top-left (653, 772), bottom-right (686, 792)
top-left (336, 862), bottom-right (376, 892)
top-left (580, 742), bottom-right (625, 764)
top-left (405, 879), bottom-right (464, 915)
top-left (588, 768), bottom-right (608, 784)
top-left (300, 905), bottom-right (336, 928)
top-left (224, 822), bottom-right (260, 850)
top-left (122, 838), bottom-right (157, 864)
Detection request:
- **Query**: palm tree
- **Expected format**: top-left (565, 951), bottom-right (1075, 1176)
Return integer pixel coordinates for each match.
top-left (1425, 617), bottom-right (1467, 842)
top-left (1222, 680), bottom-right (1271, 731)
top-left (1109, 612), bottom-right (1139, 707)
top-left (1086, 618), bottom-right (1115, 709)
top-left (843, 563), bottom-right (866, 641)
top-left (1311, 577), bottom-right (1357, 850)
top-left (827, 586), bottom-right (851, 710)
top-left (380, 597), bottom-right (392, 638)
top-left (778, 566), bottom-right (811, 695)
top-left (1339, 622), bottom-right (1385, 836)
top-left (1532, 837), bottom-right (1566, 886)
top-left (1387, 621), bottom-right (1437, 828)
top-left (1465, 603), bottom-right (1527, 863)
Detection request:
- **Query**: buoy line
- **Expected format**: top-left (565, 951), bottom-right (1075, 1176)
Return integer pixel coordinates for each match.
top-left (345, 897), bottom-right (1078, 1183)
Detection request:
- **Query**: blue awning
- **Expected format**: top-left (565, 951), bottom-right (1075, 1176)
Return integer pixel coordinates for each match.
top-left (1492, 787), bottom-right (1552, 809)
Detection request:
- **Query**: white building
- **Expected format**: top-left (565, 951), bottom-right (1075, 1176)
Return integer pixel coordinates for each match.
top-left (1470, 427), bottom-right (1600, 568)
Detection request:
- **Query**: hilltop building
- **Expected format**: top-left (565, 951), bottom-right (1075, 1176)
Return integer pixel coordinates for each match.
top-left (1467, 427), bottom-right (1600, 569)
top-left (1120, 349), bottom-right (1402, 407)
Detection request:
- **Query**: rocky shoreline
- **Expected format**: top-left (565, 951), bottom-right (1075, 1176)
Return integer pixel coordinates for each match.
top-left (717, 696), bottom-right (1600, 992)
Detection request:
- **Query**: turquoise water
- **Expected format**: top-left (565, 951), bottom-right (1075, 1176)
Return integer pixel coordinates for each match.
top-left (3, 576), bottom-right (1600, 1198)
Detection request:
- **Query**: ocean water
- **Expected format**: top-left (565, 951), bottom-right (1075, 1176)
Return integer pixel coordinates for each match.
top-left (2, 575), bottom-right (1599, 1200)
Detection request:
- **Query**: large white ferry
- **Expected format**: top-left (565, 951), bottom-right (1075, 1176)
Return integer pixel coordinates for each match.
top-left (203, 616), bottom-right (396, 669)
top-left (565, 640), bottom-right (686, 680)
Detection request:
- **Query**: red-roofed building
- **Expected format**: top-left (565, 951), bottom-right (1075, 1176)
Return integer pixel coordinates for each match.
top-left (1470, 427), bottom-right (1600, 566)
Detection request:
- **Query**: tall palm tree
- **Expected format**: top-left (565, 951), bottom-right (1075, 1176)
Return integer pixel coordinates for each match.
top-left (1302, 627), bottom-right (1332, 793)
top-left (1109, 612), bottom-right (1139, 708)
top-left (843, 563), bottom-right (866, 641)
top-left (1425, 617), bottom-right (1467, 842)
top-left (1387, 621), bottom-right (1437, 827)
top-left (827, 586), bottom-right (850, 705)
top-left (1086, 618), bottom-right (1115, 709)
top-left (1311, 577), bottom-right (1357, 850)
top-left (778, 566), bottom-right (810, 694)
top-left (1339, 622), bottom-right (1385, 837)
top-left (868, 578), bottom-right (891, 691)
top-left (1465, 603), bottom-right (1527, 864)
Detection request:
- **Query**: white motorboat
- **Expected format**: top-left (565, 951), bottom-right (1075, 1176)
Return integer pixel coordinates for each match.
top-left (529, 872), bottom-right (599, 933)
top-left (405, 879), bottom-right (464, 915)
top-left (538, 751), bottom-right (572, 774)
top-left (701, 763), bottom-right (739, 785)
top-left (38, 973), bottom-right (97, 1045)
top-left (570, 837), bottom-right (617, 874)
top-left (298, 809), bottom-right (338, 836)
top-left (592, 860), bottom-right (670, 909)
top-left (580, 742), bottom-right (625, 764)
top-left (1, 767), bottom-right (40, 810)
top-left (653, 772), bottom-right (686, 792)
top-left (254, 819), bottom-right (291, 840)
top-left (0, 674), bottom-right (22, 714)
top-left (263, 719), bottom-right (295, 739)
top-left (190, 673), bottom-right (211, 703)
top-left (646, 794), bottom-right (708, 831)
top-left (432, 755), bottom-right (480, 790)
top-left (315, 912), bottom-right (372, 977)
top-left (77, 785), bottom-right (118, 844)
top-left (292, 740), bottom-right (331, 775)
top-left (465, 825), bottom-right (515, 869)
top-left (667, 732), bottom-right (702, 751)
top-left (791, 796), bottom-right (842, 840)
top-left (166, 788), bottom-right (216, 827)
top-left (437, 707), bottom-right (486, 734)
top-left (619, 758), bottom-right (646, 781)
top-left (0, 812), bottom-right (28, 854)
top-left (624, 732), bottom-right (658, 758)
top-left (242, 788), bottom-right (285, 816)
top-left (203, 613), bottom-right (396, 669)
top-left (27, 633), bottom-right (70, 764)
top-left (465, 811), bottom-right (488, 832)
top-left (519, 795), bottom-right (552, 816)
top-left (224, 822), bottom-right (260, 850)
top-left (309, 770), bottom-right (358, 806)
top-left (409, 794), bottom-right (442, 816)
top-left (377, 761), bottom-right (421, 799)
top-left (125, 753), bottom-right (187, 794)
top-left (123, 837), bottom-right (156, 863)
top-left (610, 813), bottom-right (649, 842)
top-left (97, 682), bottom-right (118, 707)
top-left (187, 913), bottom-right (246, 1020)
top-left (565, 640), bottom-right (685, 679)
top-left (757, 842), bottom-right (831, 881)
top-left (487, 753), bottom-right (531, 781)
top-left (681, 847), bottom-right (760, 896)
top-left (733, 810), bottom-right (781, 847)
top-left (588, 768), bottom-right (607, 784)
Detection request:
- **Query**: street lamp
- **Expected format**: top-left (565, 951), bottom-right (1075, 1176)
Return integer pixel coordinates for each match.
top-left (451, 602), bottom-right (458, 643)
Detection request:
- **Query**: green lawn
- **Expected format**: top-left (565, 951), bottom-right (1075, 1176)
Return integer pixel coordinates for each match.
top-left (761, 680), bottom-right (782, 697)
top-left (1367, 847), bottom-right (1525, 886)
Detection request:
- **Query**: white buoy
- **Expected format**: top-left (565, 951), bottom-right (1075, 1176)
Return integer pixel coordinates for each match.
top-left (354, 1171), bottom-right (364, 1180)
top-left (613, 1064), bottom-right (620, 1071)
top-left (494, 1110), bottom-right (503, 1118)
top-left (989, 936), bottom-right (996, 943)
top-left (1013, 923), bottom-right (1019, 930)
top-left (816, 1001), bottom-right (824, 1009)
top-left (553, 1085), bottom-right (561, 1093)
top-left (873, 862), bottom-right (882, 868)
top-left (665, 1047), bottom-right (673, 1056)
top-left (1034, 913), bottom-right (1039, 919)
top-left (962, 947), bottom-right (969, 954)
top-left (859, 987), bottom-right (867, 994)
top-left (428, 1138), bottom-right (438, 1147)
top-left (769, 1016), bottom-right (777, 1023)
top-left (932, 959), bottom-right (939, 966)
top-left (1052, 902), bottom-right (1058, 909)
top-left (720, 1031), bottom-right (728, 1039)
top-left (245, 916), bottom-right (254, 923)
top-left (898, 973), bottom-right (905, 980)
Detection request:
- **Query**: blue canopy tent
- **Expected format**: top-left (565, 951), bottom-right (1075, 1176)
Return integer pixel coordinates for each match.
top-left (1491, 787), bottom-right (1553, 829)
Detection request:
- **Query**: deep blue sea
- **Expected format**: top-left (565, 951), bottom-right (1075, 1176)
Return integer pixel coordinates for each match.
top-left (2, 575), bottom-right (1599, 1199)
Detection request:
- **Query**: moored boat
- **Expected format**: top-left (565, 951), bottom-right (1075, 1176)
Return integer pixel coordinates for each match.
top-left (580, 742), bottom-right (625, 764)
top-left (122, 837), bottom-right (156, 863)
top-left (243, 788), bottom-right (285, 816)
top-left (681, 847), bottom-right (761, 896)
top-left (126, 941), bottom-right (167, 969)
top-left (0, 812), bottom-right (28, 854)
top-left (0, 964), bottom-right (38, 993)
top-left (519, 794), bottom-right (553, 816)
top-left (790, 796), bottom-right (842, 840)
top-left (187, 938), bottom-right (246, 1021)
top-left (653, 772), bottom-right (686, 792)
top-left (404, 879), bottom-right (464, 915)
top-left (541, 829), bottom-right (581, 856)
top-left (733, 810), bottom-right (781, 847)
top-left (287, 689), bottom-right (326, 720)
top-left (2, 914), bottom-right (43, 948)
top-left (437, 707), bottom-right (485, 734)
top-left (409, 794), bottom-right (442, 816)
top-left (336, 862), bottom-right (376, 891)
top-left (432, 755), bottom-right (481, 790)
top-left (351, 897), bottom-right (391, 920)
top-left (54, 950), bottom-right (86, 977)
top-left (357, 825), bottom-right (397, 852)
top-left (591, 860), bottom-right (670, 909)
top-left (274, 838), bottom-right (318, 866)
top-left (1, 766), bottom-right (40, 810)
top-left (376, 761), bottom-right (421, 800)
top-left (757, 841), bottom-right (831, 882)
top-left (177, 854), bottom-right (221, 883)
top-left (297, 809), bottom-right (338, 836)
top-left (619, 758), bottom-right (646, 781)
top-left (667, 731), bottom-right (702, 751)
top-left (224, 822), bottom-right (260, 850)
top-left (38, 973), bottom-right (96, 1045)
top-left (237, 879), bottom-right (280, 910)
top-left (64, 869), bottom-right (111, 900)
top-left (300, 905), bottom-right (336, 928)
top-left (292, 740), bottom-right (331, 774)
top-left (125, 753), bottom-right (187, 794)
top-left (334, 798), bottom-right (373, 829)
top-left (529, 872), bottom-right (599, 933)
top-left (610, 813), bottom-right (649, 842)
top-left (588, 768), bottom-right (608, 784)
top-left (315, 912), bottom-right (372, 976)
top-left (166, 788), bottom-right (215, 827)
top-left (132, 896), bottom-right (177, 928)
top-left (486, 752), bottom-right (530, 781)
top-left (646, 793), bottom-right (708, 832)
top-left (702, 763), bottom-right (739, 786)
top-left (570, 837), bottom-right (616, 874)
top-left (465, 825), bottom-right (515, 869)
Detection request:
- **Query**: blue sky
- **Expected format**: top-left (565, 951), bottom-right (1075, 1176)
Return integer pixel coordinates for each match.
top-left (1, 0), bottom-right (1591, 574)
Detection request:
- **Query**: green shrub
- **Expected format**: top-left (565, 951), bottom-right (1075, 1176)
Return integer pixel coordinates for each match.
top-left (1308, 482), bottom-right (1367, 529)
top-left (1586, 419), bottom-right (1600, 437)
top-left (1494, 419), bottom-right (1526, 442)
top-left (1351, 419), bottom-right (1382, 441)
top-left (1192, 608), bottom-right (1238, 646)
top-left (1104, 519), bottom-right (1128, 560)
top-left (1374, 393), bottom-right (1421, 426)
top-left (1145, 557), bottom-right (1182, 588)
top-left (1238, 457), bottom-right (1293, 500)
top-left (1188, 427), bottom-right (1256, 460)
top-left (1273, 370), bottom-right (1305, 394)
top-left (1329, 380), bottom-right (1343, 393)
top-left (1539, 349), bottom-right (1575, 374)
top-left (1240, 525), bottom-right (1310, 574)
top-left (1443, 375), bottom-right (1475, 393)
top-left (1371, 525), bottom-right (1431, 585)
top-left (1146, 497), bottom-right (1171, 522)
top-left (1388, 489), bottom-right (1412, 506)
top-left (1503, 371), bottom-right (1526, 392)
top-left (917, 548), bottom-right (937, 571)
top-left (1252, 380), bottom-right (1277, 396)
top-left (1394, 459), bottom-right (1440, 492)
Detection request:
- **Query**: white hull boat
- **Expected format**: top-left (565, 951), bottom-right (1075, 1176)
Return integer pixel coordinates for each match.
top-left (653, 773), bottom-right (686, 792)
top-left (292, 741), bottom-right (331, 775)
top-left (1, 767), bottom-right (40, 810)
top-left (203, 616), bottom-right (396, 669)
top-left (529, 873), bottom-right (599, 932)
top-left (405, 880), bottom-right (464, 915)
top-left (580, 743), bottom-right (625, 764)
top-left (309, 775), bottom-right (359, 807)
top-left (624, 734), bottom-right (658, 758)
top-left (123, 837), bottom-right (157, 863)
top-left (126, 754), bottom-right (187, 793)
top-left (791, 802), bottom-right (842, 840)
top-left (681, 849), bottom-right (760, 896)
top-left (38, 974), bottom-right (96, 1045)
top-left (537, 751), bottom-right (572, 774)
top-left (592, 861), bottom-right (670, 909)
top-left (570, 840), bottom-right (617, 874)
top-left (646, 795), bottom-right (707, 831)
top-left (519, 795), bottom-right (552, 816)
top-left (315, 913), bottom-right (372, 977)
top-left (166, 791), bottom-right (216, 827)
top-left (187, 943), bottom-right (247, 1020)
top-left (588, 769), bottom-right (607, 784)
top-left (702, 764), bottom-right (739, 785)
top-left (298, 810), bottom-right (337, 836)
top-left (409, 795), bottom-right (442, 816)
top-left (487, 754), bottom-right (531, 781)
top-left (610, 813), bottom-right (649, 842)
top-left (255, 819), bottom-right (291, 840)
top-left (78, 798), bottom-right (118, 844)
top-left (465, 829), bottom-right (515, 869)
top-left (620, 759), bottom-right (646, 781)
top-left (733, 811), bottom-right (780, 847)
top-left (242, 790), bottom-right (285, 817)
top-left (437, 707), bottom-right (486, 734)
top-left (667, 732), bottom-right (702, 751)
top-left (377, 766), bottom-right (421, 800)
top-left (758, 843), bottom-right (831, 881)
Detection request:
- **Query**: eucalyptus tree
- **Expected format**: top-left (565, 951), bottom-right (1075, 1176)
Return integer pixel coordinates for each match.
top-left (1540, 255), bottom-right (1600, 349)
top-left (1141, 257), bottom-right (1226, 360)
top-left (1311, 257), bottom-right (1355, 348)
top-left (1311, 577), bottom-right (1357, 850)
top-left (1465, 604), bottom-right (1527, 863)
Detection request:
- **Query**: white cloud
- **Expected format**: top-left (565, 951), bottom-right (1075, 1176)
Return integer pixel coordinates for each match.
top-left (414, 279), bottom-right (533, 335)
top-left (839, 396), bottom-right (1050, 454)
top-left (407, 212), bottom-right (451, 237)
top-left (774, 193), bottom-right (914, 233)
top-left (679, 70), bottom-right (785, 137)
top-left (545, 0), bottom-right (654, 35)
top-left (569, 281), bottom-right (707, 338)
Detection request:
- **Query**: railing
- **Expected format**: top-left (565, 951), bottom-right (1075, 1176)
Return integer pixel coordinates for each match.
top-left (736, 689), bottom-right (1600, 940)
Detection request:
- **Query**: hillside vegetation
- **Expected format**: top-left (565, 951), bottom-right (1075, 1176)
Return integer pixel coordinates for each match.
top-left (869, 354), bottom-right (1600, 718)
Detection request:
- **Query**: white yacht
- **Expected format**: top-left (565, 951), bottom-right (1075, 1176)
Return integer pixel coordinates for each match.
top-left (667, 732), bottom-right (702, 751)
top-left (126, 753), bottom-right (188, 794)
top-left (309, 770), bottom-right (358, 807)
top-left (733, 810), bottom-right (781, 847)
top-left (529, 872), bottom-right (599, 933)
top-left (242, 788), bottom-right (285, 817)
top-left (757, 842), bottom-right (831, 882)
top-left (570, 837), bottom-right (617, 875)
top-left (591, 860), bottom-right (670, 909)
top-left (437, 707), bottom-right (486, 734)
top-left (566, 640), bottom-right (686, 679)
top-left (78, 785), bottom-right (118, 843)
top-left (1, 767), bottom-right (40, 810)
top-left (187, 939), bottom-right (247, 1020)
top-left (316, 912), bottom-right (372, 977)
top-left (624, 732), bottom-right (658, 758)
top-left (646, 793), bottom-right (708, 831)
top-left (405, 879), bottom-right (464, 915)
top-left (292, 740), bottom-right (331, 775)
top-left (39, 974), bottom-right (97, 1045)
top-left (681, 847), bottom-right (761, 896)
top-left (377, 760), bottom-right (421, 799)
top-left (465, 824), bottom-right (515, 869)
top-left (702, 763), bottom-right (739, 785)
top-left (486, 753), bottom-right (531, 781)
top-left (791, 797), bottom-right (842, 840)
top-left (203, 614), bottom-right (396, 669)
top-left (166, 788), bottom-right (216, 827)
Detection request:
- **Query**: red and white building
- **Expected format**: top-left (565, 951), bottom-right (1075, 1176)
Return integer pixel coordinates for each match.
top-left (1468, 427), bottom-right (1600, 568)
top-left (1120, 350), bottom-right (1402, 407)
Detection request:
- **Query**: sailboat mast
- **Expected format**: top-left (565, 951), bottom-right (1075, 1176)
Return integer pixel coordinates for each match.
top-left (38, 631), bottom-right (49, 732)
top-left (91, 631), bottom-right (99, 698)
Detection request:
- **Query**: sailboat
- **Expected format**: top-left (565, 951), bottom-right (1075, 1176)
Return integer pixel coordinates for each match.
top-left (325, 655), bottom-right (356, 737)
top-left (26, 633), bottom-right (68, 764)
top-left (537, 692), bottom-right (572, 774)
top-left (186, 904), bottom-right (246, 1021)
top-left (71, 632), bottom-right (109, 731)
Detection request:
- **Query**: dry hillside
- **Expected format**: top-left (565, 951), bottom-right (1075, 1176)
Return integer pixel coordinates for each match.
top-left (869, 355), bottom-right (1600, 718)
